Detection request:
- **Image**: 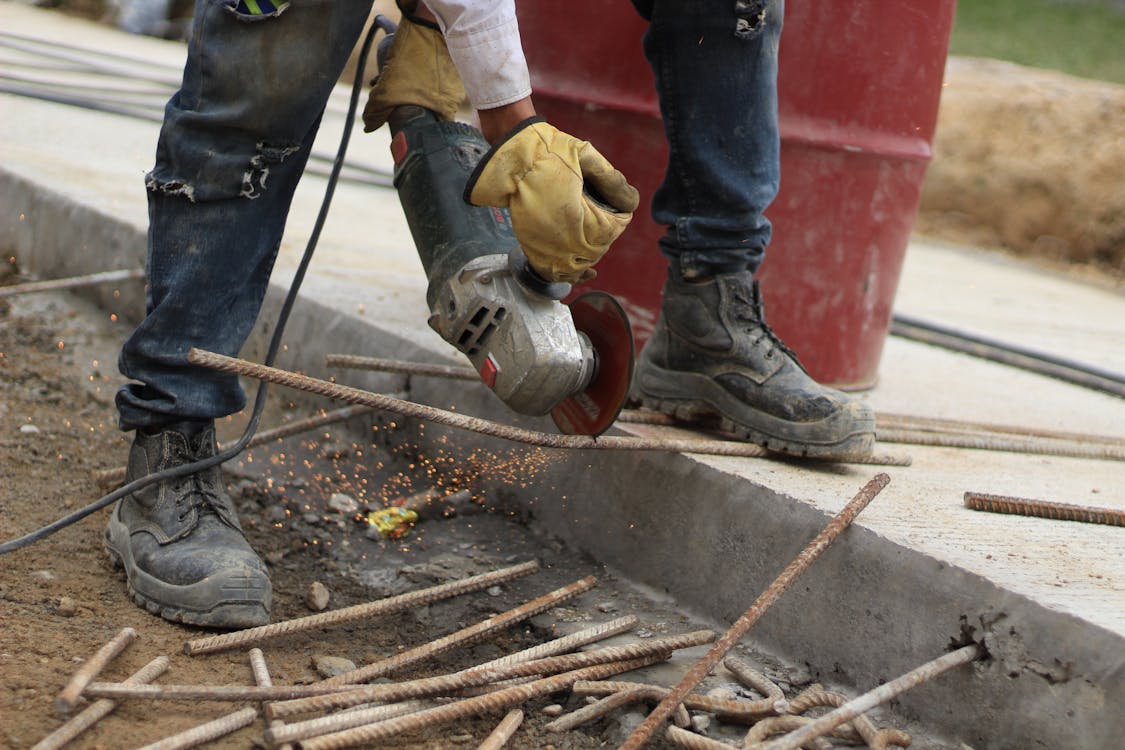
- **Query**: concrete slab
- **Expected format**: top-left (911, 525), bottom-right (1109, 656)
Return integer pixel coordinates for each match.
top-left (2, 5), bottom-right (1123, 749)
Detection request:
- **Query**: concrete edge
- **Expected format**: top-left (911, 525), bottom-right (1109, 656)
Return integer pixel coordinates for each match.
top-left (2, 164), bottom-right (1121, 750)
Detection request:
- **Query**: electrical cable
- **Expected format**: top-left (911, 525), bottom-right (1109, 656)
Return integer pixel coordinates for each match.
top-left (0, 18), bottom-right (389, 555)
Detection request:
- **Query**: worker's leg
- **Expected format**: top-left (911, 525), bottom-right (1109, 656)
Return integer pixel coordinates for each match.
top-left (108, 0), bottom-right (373, 629)
top-left (630, 0), bottom-right (875, 459)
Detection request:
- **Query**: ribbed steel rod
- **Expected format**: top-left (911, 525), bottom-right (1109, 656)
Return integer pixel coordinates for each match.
top-left (316, 576), bottom-right (600, 687)
top-left (95, 404), bottom-right (374, 488)
top-left (32, 656), bottom-right (168, 750)
top-left (964, 492), bottom-right (1125, 527)
top-left (187, 349), bottom-right (910, 466)
top-left (326, 354), bottom-right (478, 381)
top-left (477, 709), bottom-right (525, 750)
top-left (264, 701), bottom-right (429, 748)
top-left (572, 680), bottom-right (781, 724)
top-left (82, 683), bottom-right (368, 702)
top-left (250, 649), bottom-right (292, 750)
top-left (723, 657), bottom-right (786, 708)
top-left (876, 427), bottom-right (1125, 462)
top-left (753, 644), bottom-right (984, 750)
top-left (546, 686), bottom-right (691, 733)
top-left (621, 473), bottom-right (891, 750)
top-left (0, 268), bottom-right (143, 298)
top-left (472, 615), bottom-right (638, 671)
top-left (184, 560), bottom-right (539, 655)
top-left (55, 626), bottom-right (138, 715)
top-left (295, 656), bottom-right (663, 750)
top-left (133, 707), bottom-right (258, 750)
top-left (272, 630), bottom-right (713, 718)
top-left (666, 725), bottom-right (741, 750)
top-left (875, 411), bottom-right (1125, 447)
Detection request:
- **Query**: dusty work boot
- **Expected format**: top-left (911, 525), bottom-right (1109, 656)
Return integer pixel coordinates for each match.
top-left (631, 270), bottom-right (875, 459)
top-left (104, 422), bottom-right (271, 628)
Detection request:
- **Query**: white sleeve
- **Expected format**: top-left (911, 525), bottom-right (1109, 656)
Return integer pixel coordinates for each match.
top-left (421, 0), bottom-right (532, 110)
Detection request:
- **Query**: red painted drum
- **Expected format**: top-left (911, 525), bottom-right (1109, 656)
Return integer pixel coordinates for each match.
top-left (516, 1), bottom-right (955, 389)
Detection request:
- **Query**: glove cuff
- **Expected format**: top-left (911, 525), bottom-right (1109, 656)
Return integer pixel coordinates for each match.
top-left (395, 0), bottom-right (440, 31)
top-left (463, 115), bottom-right (546, 205)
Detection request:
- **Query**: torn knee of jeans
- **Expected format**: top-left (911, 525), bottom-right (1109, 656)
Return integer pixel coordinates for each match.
top-left (146, 173), bottom-right (196, 202)
top-left (240, 141), bottom-right (301, 200)
top-left (223, 1), bottom-right (291, 21)
top-left (733, 0), bottom-right (768, 39)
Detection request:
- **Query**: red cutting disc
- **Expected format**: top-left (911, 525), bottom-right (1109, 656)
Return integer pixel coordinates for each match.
top-left (550, 291), bottom-right (635, 437)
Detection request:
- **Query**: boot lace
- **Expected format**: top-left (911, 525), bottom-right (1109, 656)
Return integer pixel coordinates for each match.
top-left (730, 280), bottom-right (807, 372)
top-left (166, 442), bottom-right (232, 526)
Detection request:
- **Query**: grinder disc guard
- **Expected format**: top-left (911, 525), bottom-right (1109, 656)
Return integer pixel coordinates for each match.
top-left (550, 292), bottom-right (635, 436)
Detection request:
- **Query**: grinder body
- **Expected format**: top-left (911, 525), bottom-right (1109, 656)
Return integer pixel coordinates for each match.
top-left (387, 106), bottom-right (595, 417)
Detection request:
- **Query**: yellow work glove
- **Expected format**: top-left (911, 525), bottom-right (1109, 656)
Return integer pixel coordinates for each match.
top-left (362, 14), bottom-right (467, 132)
top-left (465, 117), bottom-right (640, 285)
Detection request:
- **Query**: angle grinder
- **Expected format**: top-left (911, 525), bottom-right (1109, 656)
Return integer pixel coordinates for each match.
top-left (384, 104), bottom-right (634, 436)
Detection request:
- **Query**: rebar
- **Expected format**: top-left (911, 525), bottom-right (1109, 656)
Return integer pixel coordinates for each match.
top-left (0, 268), bottom-right (143, 298)
top-left (964, 491), bottom-right (1125, 527)
top-left (754, 644), bottom-right (984, 750)
top-left (875, 427), bottom-right (1125, 462)
top-left (621, 473), bottom-right (891, 750)
top-left (186, 349), bottom-right (910, 466)
top-left (666, 725), bottom-right (740, 750)
top-left (326, 353), bottom-right (478, 381)
top-left (271, 630), bottom-right (713, 718)
top-left (96, 404), bottom-right (374, 488)
top-left (742, 717), bottom-right (835, 749)
top-left (82, 683), bottom-right (366, 702)
top-left (133, 706), bottom-right (258, 750)
top-left (477, 708), bottom-right (525, 750)
top-left (183, 560), bottom-right (539, 655)
top-left (473, 615), bottom-right (638, 671)
top-left (249, 649), bottom-right (292, 750)
top-left (546, 686), bottom-right (690, 732)
top-left (295, 656), bottom-right (663, 750)
top-left (55, 626), bottom-right (138, 715)
top-left (875, 411), bottom-right (1125, 448)
top-left (32, 656), bottom-right (168, 750)
top-left (723, 657), bottom-right (786, 709)
top-left (264, 701), bottom-right (429, 747)
top-left (316, 575), bottom-right (599, 687)
top-left (572, 681), bottom-right (780, 724)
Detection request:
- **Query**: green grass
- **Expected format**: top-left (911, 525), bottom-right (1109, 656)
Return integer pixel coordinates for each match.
top-left (950, 0), bottom-right (1125, 83)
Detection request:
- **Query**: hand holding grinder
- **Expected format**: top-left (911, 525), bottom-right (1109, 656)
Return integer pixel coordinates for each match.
top-left (364, 14), bottom-right (639, 436)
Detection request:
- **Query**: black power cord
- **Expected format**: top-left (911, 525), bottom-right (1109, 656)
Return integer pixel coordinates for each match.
top-left (0, 18), bottom-right (391, 555)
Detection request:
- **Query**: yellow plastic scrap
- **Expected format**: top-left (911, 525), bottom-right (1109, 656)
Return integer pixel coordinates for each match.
top-left (367, 507), bottom-right (419, 538)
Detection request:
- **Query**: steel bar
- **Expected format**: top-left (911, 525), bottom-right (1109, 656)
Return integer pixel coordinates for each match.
top-left (572, 681), bottom-right (780, 724)
top-left (326, 353), bottom-right (478, 381)
top-left (964, 491), bottom-right (1125, 527)
top-left (876, 427), bottom-right (1125, 462)
top-left (296, 656), bottom-right (663, 750)
top-left (742, 717), bottom-right (835, 749)
top-left (875, 411), bottom-right (1125, 447)
top-left (621, 473), bottom-right (891, 750)
top-left (546, 686), bottom-right (690, 733)
top-left (249, 649), bottom-right (292, 750)
top-left (55, 626), bottom-right (138, 715)
top-left (0, 268), bottom-right (143, 298)
top-left (723, 657), bottom-right (786, 708)
top-left (666, 726), bottom-right (741, 750)
top-left (316, 575), bottom-right (599, 687)
top-left (95, 405), bottom-right (374, 488)
top-left (754, 644), bottom-right (984, 750)
top-left (133, 706), bottom-right (258, 750)
top-left (477, 708), bottom-right (525, 750)
top-left (271, 629), bottom-right (712, 718)
top-left (264, 701), bottom-right (429, 747)
top-left (32, 656), bottom-right (168, 750)
top-left (82, 683), bottom-right (368, 702)
top-left (184, 560), bottom-right (539, 655)
top-left (472, 615), bottom-right (638, 671)
top-left (187, 349), bottom-right (910, 466)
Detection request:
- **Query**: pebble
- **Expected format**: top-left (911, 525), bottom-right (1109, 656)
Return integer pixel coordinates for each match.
top-left (56, 596), bottom-right (78, 617)
top-left (304, 581), bottom-right (331, 611)
top-left (327, 493), bottom-right (359, 515)
top-left (20, 424), bottom-right (40, 434)
top-left (30, 570), bottom-right (56, 583)
top-left (313, 655), bottom-right (356, 679)
top-left (265, 505), bottom-right (288, 524)
top-left (486, 585), bottom-right (502, 597)
top-left (541, 704), bottom-right (564, 717)
top-left (596, 601), bottom-right (618, 613)
top-left (602, 709), bottom-right (647, 746)
top-left (690, 714), bottom-right (712, 734)
top-left (302, 512), bottom-right (321, 525)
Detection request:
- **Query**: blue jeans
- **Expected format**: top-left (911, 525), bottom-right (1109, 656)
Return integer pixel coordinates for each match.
top-left (117, 0), bottom-right (782, 429)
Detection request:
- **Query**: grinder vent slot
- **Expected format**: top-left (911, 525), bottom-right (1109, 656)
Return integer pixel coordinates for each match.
top-left (456, 303), bottom-right (506, 355)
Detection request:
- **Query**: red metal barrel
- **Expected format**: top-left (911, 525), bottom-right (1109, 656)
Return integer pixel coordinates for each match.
top-left (517, 1), bottom-right (955, 388)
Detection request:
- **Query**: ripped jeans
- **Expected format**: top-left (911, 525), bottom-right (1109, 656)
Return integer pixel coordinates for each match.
top-left (116, 0), bottom-right (783, 429)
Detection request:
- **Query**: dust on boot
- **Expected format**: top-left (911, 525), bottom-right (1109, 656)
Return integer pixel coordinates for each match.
top-left (632, 270), bottom-right (875, 460)
top-left (104, 422), bottom-right (271, 628)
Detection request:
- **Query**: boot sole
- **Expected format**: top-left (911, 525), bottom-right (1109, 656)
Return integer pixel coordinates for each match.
top-left (105, 508), bottom-right (271, 629)
top-left (631, 363), bottom-right (875, 460)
